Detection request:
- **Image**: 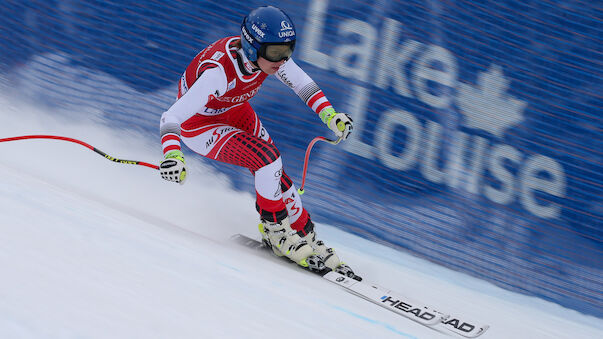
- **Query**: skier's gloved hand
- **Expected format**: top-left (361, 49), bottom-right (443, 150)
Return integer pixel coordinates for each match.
top-left (319, 107), bottom-right (353, 140)
top-left (160, 150), bottom-right (187, 185)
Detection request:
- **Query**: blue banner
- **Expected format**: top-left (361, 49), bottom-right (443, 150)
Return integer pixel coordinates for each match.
top-left (1, 0), bottom-right (600, 316)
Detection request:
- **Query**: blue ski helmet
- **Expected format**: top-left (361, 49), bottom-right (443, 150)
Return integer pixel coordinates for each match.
top-left (241, 6), bottom-right (296, 62)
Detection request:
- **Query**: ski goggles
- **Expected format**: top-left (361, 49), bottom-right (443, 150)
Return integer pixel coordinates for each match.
top-left (259, 42), bottom-right (296, 62)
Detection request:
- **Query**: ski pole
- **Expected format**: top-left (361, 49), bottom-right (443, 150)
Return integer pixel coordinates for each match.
top-left (1, 134), bottom-right (341, 187)
top-left (0, 135), bottom-right (159, 170)
top-left (297, 135), bottom-right (342, 195)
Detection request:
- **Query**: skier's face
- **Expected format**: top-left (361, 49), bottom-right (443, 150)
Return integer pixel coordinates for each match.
top-left (257, 56), bottom-right (286, 74)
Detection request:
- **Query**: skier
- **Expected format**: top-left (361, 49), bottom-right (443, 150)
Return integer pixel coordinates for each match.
top-left (158, 6), bottom-right (355, 276)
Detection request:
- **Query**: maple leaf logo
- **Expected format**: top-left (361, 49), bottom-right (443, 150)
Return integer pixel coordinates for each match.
top-left (457, 65), bottom-right (527, 138)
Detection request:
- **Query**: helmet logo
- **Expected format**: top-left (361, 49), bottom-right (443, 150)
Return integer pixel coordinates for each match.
top-left (279, 30), bottom-right (295, 38)
top-left (280, 20), bottom-right (293, 31)
top-left (251, 24), bottom-right (265, 38)
top-left (241, 26), bottom-right (254, 44)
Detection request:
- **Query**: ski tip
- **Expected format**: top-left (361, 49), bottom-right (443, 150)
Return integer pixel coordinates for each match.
top-left (474, 325), bottom-right (490, 337)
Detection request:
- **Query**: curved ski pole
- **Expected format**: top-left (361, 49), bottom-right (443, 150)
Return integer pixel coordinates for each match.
top-left (0, 135), bottom-right (159, 170)
top-left (298, 135), bottom-right (342, 195)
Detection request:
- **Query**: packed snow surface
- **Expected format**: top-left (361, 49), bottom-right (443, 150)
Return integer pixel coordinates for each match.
top-left (0, 101), bottom-right (601, 338)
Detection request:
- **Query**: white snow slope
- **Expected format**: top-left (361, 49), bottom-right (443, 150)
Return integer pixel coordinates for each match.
top-left (0, 99), bottom-right (601, 339)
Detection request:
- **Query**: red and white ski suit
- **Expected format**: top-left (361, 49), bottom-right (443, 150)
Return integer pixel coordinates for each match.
top-left (159, 36), bottom-right (334, 232)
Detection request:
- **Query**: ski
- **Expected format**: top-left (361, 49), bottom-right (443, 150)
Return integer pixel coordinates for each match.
top-left (321, 270), bottom-right (446, 327)
top-left (231, 234), bottom-right (489, 337)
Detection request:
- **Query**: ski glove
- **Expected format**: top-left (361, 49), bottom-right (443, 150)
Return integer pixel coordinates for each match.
top-left (319, 107), bottom-right (353, 140)
top-left (160, 150), bottom-right (187, 185)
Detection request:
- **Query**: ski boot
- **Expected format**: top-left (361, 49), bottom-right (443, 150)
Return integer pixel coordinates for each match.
top-left (302, 221), bottom-right (361, 281)
top-left (259, 217), bottom-right (327, 273)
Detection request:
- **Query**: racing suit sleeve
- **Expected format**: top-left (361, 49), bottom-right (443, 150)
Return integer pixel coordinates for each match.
top-left (159, 66), bottom-right (227, 155)
top-left (274, 58), bottom-right (334, 116)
